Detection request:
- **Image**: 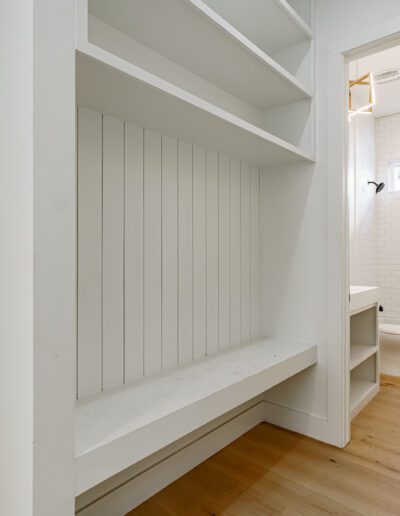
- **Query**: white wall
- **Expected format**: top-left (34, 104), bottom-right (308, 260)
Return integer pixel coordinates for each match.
top-left (348, 112), bottom-right (400, 317)
top-left (261, 0), bottom-right (400, 447)
top-left (1, 2), bottom-right (76, 515)
top-left (348, 115), bottom-right (377, 287)
top-left (376, 114), bottom-right (400, 319)
top-left (0, 2), bottom-right (34, 515)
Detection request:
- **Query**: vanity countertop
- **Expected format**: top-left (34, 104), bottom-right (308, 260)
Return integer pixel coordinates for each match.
top-left (350, 285), bottom-right (379, 313)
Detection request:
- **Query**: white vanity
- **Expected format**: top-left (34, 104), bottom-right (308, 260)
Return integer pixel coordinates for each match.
top-left (349, 286), bottom-right (380, 420)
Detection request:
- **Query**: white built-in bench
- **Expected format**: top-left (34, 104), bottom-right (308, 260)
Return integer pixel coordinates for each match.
top-left (75, 337), bottom-right (317, 494)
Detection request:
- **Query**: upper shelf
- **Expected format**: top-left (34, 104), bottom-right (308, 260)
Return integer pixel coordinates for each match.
top-left (76, 0), bottom-right (315, 166)
top-left (87, 0), bottom-right (312, 111)
top-left (75, 337), bottom-right (317, 495)
top-left (76, 50), bottom-right (314, 167)
top-left (202, 0), bottom-right (312, 55)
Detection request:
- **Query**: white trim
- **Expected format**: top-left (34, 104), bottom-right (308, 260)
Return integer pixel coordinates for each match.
top-left (328, 16), bottom-right (400, 57)
top-left (264, 402), bottom-right (328, 444)
top-left (75, 0), bottom-right (88, 47)
top-left (33, 1), bottom-right (76, 514)
top-left (76, 400), bottom-right (265, 516)
top-left (325, 41), bottom-right (349, 449)
top-left (326, 18), bottom-right (400, 447)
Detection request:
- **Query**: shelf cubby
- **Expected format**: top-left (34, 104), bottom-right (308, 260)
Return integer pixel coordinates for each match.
top-left (350, 354), bottom-right (379, 420)
top-left (350, 305), bottom-right (378, 370)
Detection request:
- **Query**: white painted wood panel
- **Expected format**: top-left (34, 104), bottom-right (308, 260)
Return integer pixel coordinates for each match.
top-left (162, 136), bottom-right (178, 369)
top-left (219, 154), bottom-right (230, 351)
top-left (251, 165), bottom-right (260, 339)
top-left (206, 150), bottom-right (219, 356)
top-left (178, 141), bottom-right (193, 364)
top-left (77, 108), bottom-right (103, 398)
top-left (102, 115), bottom-right (125, 390)
top-left (241, 162), bottom-right (251, 343)
top-left (193, 146), bottom-right (207, 360)
top-left (77, 109), bottom-right (261, 398)
top-left (76, 338), bottom-right (318, 494)
top-left (124, 123), bottom-right (144, 382)
top-left (144, 130), bottom-right (162, 376)
top-left (230, 158), bottom-right (241, 347)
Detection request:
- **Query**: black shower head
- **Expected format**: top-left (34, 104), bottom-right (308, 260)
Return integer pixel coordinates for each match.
top-left (368, 181), bottom-right (385, 193)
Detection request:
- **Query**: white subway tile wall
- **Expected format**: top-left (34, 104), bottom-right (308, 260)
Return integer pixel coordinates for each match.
top-left (349, 115), bottom-right (377, 287)
top-left (376, 114), bottom-right (400, 319)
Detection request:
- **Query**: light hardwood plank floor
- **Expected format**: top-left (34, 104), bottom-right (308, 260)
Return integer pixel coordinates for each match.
top-left (128, 375), bottom-right (400, 516)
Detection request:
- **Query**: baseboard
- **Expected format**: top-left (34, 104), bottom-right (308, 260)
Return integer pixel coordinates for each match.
top-left (76, 398), bottom-right (264, 516)
top-left (264, 400), bottom-right (328, 443)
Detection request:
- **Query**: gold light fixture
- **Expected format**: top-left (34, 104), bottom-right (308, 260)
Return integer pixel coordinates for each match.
top-left (348, 72), bottom-right (376, 118)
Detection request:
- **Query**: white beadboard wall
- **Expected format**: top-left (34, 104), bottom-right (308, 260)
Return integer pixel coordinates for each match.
top-left (77, 107), bottom-right (261, 399)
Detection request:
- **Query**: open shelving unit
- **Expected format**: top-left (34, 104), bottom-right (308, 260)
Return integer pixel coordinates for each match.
top-left (349, 288), bottom-right (379, 421)
top-left (74, 0), bottom-right (318, 501)
top-left (76, 0), bottom-right (315, 168)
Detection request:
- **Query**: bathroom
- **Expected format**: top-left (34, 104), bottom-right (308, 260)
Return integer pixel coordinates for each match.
top-left (348, 43), bottom-right (400, 378)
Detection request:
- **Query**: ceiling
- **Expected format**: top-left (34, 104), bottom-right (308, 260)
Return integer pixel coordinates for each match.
top-left (350, 44), bottom-right (400, 118)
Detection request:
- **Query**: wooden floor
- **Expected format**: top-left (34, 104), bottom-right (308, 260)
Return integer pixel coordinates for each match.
top-left (128, 375), bottom-right (400, 516)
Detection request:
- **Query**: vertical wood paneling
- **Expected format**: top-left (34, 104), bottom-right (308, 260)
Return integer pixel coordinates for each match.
top-left (230, 158), bottom-right (241, 347)
top-left (219, 155), bottom-right (230, 351)
top-left (77, 108), bottom-right (263, 397)
top-left (251, 165), bottom-right (260, 339)
top-left (206, 150), bottom-right (219, 356)
top-left (77, 108), bottom-right (103, 398)
top-left (193, 146), bottom-right (207, 360)
top-left (162, 136), bottom-right (178, 369)
top-left (144, 130), bottom-right (162, 375)
top-left (241, 162), bottom-right (251, 343)
top-left (178, 141), bottom-right (193, 364)
top-left (124, 123), bottom-right (144, 382)
top-left (102, 116), bottom-right (125, 390)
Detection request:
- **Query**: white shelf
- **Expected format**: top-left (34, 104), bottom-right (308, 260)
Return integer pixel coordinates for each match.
top-left (350, 345), bottom-right (378, 371)
top-left (350, 380), bottom-right (379, 420)
top-left (202, 0), bottom-right (312, 55)
top-left (86, 0), bottom-right (312, 111)
top-left (75, 338), bottom-right (317, 495)
top-left (76, 51), bottom-right (314, 167)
